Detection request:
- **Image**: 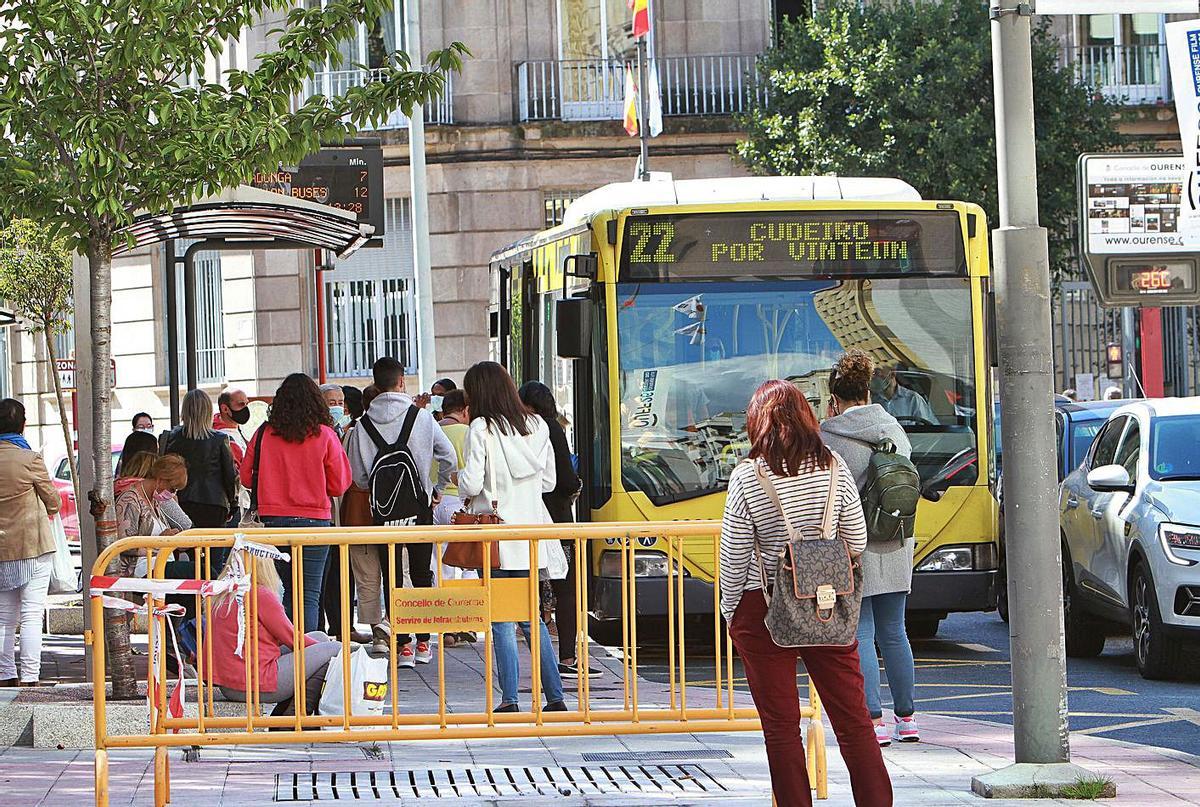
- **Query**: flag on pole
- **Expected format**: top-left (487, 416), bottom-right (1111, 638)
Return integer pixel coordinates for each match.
top-left (628, 0), bottom-right (650, 38)
top-left (648, 64), bottom-right (663, 137)
top-left (623, 66), bottom-right (639, 136)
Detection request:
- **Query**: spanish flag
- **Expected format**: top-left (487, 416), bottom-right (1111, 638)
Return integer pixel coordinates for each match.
top-left (623, 66), bottom-right (639, 136)
top-left (628, 0), bottom-right (649, 38)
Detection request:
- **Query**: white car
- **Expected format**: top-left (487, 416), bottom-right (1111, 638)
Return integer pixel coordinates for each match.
top-left (1058, 398), bottom-right (1200, 679)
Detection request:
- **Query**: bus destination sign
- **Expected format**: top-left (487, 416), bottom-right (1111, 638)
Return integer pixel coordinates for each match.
top-left (251, 145), bottom-right (384, 239)
top-left (621, 210), bottom-right (965, 281)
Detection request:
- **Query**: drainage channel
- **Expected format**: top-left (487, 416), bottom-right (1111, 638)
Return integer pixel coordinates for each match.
top-left (275, 765), bottom-right (729, 800)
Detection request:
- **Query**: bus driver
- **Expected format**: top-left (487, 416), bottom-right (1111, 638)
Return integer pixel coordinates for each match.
top-left (872, 366), bottom-right (936, 425)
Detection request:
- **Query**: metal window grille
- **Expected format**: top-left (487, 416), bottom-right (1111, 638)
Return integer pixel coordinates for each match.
top-left (174, 245), bottom-right (225, 385)
top-left (53, 312), bottom-right (75, 361)
top-left (544, 191), bottom-right (584, 228)
top-left (324, 197), bottom-right (417, 377)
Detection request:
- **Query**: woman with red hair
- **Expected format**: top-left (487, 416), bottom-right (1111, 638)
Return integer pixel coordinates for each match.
top-left (720, 380), bottom-right (891, 806)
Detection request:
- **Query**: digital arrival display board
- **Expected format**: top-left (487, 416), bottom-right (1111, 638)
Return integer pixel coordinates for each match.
top-left (251, 144), bottom-right (385, 240)
top-left (620, 210), bottom-right (966, 281)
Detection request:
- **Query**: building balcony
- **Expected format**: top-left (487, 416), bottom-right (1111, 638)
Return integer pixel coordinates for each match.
top-left (517, 54), bottom-right (763, 123)
top-left (302, 68), bottom-right (455, 129)
top-left (1060, 43), bottom-right (1171, 106)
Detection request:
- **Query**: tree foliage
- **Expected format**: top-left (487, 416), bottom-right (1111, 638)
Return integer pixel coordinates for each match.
top-left (0, 218), bottom-right (73, 336)
top-left (736, 0), bottom-right (1124, 279)
top-left (0, 0), bottom-right (465, 698)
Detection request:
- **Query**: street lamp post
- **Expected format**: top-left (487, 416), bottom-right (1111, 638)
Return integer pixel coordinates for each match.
top-left (970, 0), bottom-right (1105, 796)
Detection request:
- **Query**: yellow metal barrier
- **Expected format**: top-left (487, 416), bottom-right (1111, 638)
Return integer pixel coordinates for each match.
top-left (87, 522), bottom-right (829, 806)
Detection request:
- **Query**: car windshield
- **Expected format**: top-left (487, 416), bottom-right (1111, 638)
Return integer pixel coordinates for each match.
top-left (1150, 415), bottom-right (1200, 480)
top-left (616, 277), bottom-right (978, 504)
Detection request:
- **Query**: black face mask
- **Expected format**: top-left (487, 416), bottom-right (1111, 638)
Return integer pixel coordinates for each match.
top-left (229, 406), bottom-right (251, 425)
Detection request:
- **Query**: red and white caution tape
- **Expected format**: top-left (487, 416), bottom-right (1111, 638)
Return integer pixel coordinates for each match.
top-left (99, 596), bottom-right (186, 617)
top-left (89, 575), bottom-right (249, 597)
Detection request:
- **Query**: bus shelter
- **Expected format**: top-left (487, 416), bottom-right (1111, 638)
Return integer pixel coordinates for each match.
top-left (74, 186), bottom-right (375, 662)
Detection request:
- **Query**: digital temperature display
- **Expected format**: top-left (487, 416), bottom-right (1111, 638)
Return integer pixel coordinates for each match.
top-left (1112, 262), bottom-right (1197, 297)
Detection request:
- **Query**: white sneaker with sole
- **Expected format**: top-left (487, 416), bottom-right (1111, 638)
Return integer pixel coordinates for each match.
top-left (892, 715), bottom-right (920, 743)
top-left (415, 641), bottom-right (432, 664)
top-left (874, 723), bottom-right (891, 747)
top-left (397, 645), bottom-right (416, 668)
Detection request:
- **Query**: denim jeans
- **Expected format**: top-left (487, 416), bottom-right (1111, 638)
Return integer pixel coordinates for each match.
top-left (491, 569), bottom-right (564, 708)
top-left (264, 516), bottom-right (331, 631)
top-left (855, 591), bottom-right (916, 720)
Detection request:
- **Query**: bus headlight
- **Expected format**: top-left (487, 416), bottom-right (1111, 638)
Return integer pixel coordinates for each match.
top-left (915, 544), bottom-right (998, 572)
top-left (915, 547), bottom-right (973, 572)
top-left (598, 550), bottom-right (689, 578)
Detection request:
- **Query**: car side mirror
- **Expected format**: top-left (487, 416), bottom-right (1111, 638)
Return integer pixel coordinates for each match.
top-left (556, 297), bottom-right (592, 359)
top-left (1086, 464), bottom-right (1133, 493)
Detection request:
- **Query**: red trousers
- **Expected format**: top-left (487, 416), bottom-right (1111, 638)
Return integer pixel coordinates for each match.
top-left (730, 590), bottom-right (892, 807)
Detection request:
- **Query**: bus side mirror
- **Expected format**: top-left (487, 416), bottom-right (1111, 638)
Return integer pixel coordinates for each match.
top-left (556, 298), bottom-right (592, 359)
top-left (563, 253), bottom-right (598, 280)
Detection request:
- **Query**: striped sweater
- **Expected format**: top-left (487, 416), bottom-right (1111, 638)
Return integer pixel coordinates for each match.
top-left (719, 455), bottom-right (867, 620)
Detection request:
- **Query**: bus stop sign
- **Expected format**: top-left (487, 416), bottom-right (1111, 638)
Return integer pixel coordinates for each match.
top-left (1077, 152), bottom-right (1200, 308)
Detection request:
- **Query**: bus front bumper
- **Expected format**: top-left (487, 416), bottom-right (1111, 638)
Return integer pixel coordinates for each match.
top-left (907, 569), bottom-right (998, 615)
top-left (591, 576), bottom-right (717, 622)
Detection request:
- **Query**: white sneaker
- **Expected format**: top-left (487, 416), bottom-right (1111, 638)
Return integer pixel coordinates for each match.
top-left (892, 715), bottom-right (920, 743)
top-left (415, 641), bottom-right (432, 664)
top-left (397, 645), bottom-right (416, 669)
top-left (874, 723), bottom-right (891, 747)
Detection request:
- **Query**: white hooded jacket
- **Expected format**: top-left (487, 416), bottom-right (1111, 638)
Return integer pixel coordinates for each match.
top-left (458, 414), bottom-right (565, 574)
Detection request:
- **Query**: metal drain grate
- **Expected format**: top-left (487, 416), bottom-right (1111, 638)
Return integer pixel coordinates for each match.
top-left (275, 765), bottom-right (729, 800)
top-left (581, 750), bottom-right (733, 763)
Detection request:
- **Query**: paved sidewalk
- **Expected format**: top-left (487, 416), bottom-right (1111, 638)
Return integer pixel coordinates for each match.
top-left (3, 712), bottom-right (1199, 805)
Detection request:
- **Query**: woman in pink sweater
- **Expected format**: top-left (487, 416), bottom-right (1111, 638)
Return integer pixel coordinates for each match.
top-left (209, 554), bottom-right (341, 717)
top-left (241, 373), bottom-right (352, 630)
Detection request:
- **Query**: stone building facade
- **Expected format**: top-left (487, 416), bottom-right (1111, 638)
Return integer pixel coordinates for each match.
top-left (0, 3), bottom-right (1183, 449)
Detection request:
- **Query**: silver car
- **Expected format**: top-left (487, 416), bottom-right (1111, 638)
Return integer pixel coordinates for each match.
top-left (1059, 398), bottom-right (1200, 679)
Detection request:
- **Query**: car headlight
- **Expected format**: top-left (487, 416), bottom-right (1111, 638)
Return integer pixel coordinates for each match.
top-left (1159, 523), bottom-right (1200, 566)
top-left (915, 547), bottom-right (973, 572)
top-left (598, 550), bottom-right (689, 578)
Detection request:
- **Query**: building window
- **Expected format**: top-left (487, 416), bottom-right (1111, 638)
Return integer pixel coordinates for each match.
top-left (1074, 13), bottom-right (1166, 104)
top-left (544, 191), bottom-right (585, 228)
top-left (324, 198), bottom-right (418, 377)
top-left (54, 313), bottom-right (74, 362)
top-left (174, 245), bottom-right (226, 384)
top-left (310, 0), bottom-right (405, 72)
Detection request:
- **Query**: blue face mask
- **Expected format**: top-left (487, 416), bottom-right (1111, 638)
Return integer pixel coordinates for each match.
top-left (429, 395), bottom-right (445, 412)
top-left (329, 405), bottom-right (345, 424)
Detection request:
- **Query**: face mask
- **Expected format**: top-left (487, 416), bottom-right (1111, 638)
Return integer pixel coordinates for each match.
top-left (136, 426), bottom-right (155, 434)
top-left (153, 489), bottom-right (174, 503)
top-left (429, 395), bottom-right (444, 412)
top-left (329, 405), bottom-right (345, 423)
top-left (229, 406), bottom-right (251, 425)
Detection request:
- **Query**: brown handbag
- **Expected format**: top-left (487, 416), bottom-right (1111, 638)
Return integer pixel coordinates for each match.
top-left (340, 485), bottom-right (373, 527)
top-left (442, 429), bottom-right (503, 570)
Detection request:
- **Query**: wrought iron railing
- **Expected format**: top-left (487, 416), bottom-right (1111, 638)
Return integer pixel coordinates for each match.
top-left (518, 54), bottom-right (763, 122)
top-left (303, 68), bottom-right (455, 129)
top-left (1060, 44), bottom-right (1171, 106)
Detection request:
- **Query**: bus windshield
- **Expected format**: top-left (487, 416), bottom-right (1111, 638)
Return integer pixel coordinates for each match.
top-left (616, 277), bottom-right (979, 505)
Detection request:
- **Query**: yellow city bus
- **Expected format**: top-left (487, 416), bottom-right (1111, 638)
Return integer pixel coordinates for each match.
top-left (488, 176), bottom-right (999, 640)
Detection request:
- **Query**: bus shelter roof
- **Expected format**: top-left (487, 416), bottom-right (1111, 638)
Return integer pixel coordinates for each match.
top-left (114, 184), bottom-right (374, 258)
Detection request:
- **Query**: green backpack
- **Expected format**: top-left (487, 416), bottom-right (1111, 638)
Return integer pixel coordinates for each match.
top-left (859, 439), bottom-right (921, 544)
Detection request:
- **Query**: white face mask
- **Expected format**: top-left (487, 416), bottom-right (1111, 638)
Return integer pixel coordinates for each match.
top-left (136, 427), bottom-right (155, 434)
top-left (429, 395), bottom-right (444, 412)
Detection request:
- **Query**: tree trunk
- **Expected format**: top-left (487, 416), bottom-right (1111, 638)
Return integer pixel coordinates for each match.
top-left (43, 333), bottom-right (79, 508)
top-left (88, 239), bottom-right (136, 699)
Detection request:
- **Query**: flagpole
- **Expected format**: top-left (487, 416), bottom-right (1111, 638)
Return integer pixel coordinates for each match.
top-left (637, 35), bottom-right (650, 181)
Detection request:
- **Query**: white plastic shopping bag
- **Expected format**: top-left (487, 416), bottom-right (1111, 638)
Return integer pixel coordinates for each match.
top-left (48, 514), bottom-right (77, 595)
top-left (318, 645), bottom-right (389, 722)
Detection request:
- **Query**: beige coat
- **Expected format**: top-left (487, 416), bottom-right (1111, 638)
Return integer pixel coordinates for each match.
top-left (0, 443), bottom-right (61, 562)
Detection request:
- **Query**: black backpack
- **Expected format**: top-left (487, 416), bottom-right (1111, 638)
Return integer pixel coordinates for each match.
top-left (359, 406), bottom-right (429, 526)
top-left (859, 439), bottom-right (921, 544)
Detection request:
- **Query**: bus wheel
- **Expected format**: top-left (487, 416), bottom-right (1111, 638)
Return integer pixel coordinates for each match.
top-left (906, 616), bottom-right (941, 640)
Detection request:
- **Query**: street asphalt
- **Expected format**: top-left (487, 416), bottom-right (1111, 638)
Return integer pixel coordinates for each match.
top-left (637, 609), bottom-right (1200, 758)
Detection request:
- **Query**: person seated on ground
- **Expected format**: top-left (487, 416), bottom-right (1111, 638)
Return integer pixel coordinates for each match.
top-left (208, 553), bottom-right (342, 718)
top-left (871, 365), bottom-right (936, 425)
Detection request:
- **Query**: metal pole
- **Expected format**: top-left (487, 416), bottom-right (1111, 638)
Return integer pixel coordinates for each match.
top-left (1121, 306), bottom-right (1138, 398)
top-left (71, 252), bottom-right (96, 682)
top-left (637, 36), bottom-right (650, 181)
top-left (407, 0), bottom-right (437, 392)
top-left (315, 249), bottom-right (328, 384)
top-left (164, 242), bottom-right (180, 427)
top-left (182, 247), bottom-right (198, 391)
top-left (989, 0), bottom-right (1069, 767)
